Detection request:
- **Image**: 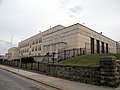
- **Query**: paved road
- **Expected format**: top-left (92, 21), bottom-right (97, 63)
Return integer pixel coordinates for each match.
top-left (0, 69), bottom-right (57, 90)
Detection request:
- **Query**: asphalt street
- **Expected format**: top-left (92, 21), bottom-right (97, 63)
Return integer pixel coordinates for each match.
top-left (0, 69), bottom-right (57, 90)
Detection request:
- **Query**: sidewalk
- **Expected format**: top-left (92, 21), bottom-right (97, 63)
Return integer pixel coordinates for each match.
top-left (0, 65), bottom-right (119, 90)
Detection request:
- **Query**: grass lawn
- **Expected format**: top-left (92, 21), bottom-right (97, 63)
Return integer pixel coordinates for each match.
top-left (58, 53), bottom-right (120, 67)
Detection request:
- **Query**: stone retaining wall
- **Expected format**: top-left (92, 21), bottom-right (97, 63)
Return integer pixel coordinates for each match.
top-left (100, 56), bottom-right (120, 87)
top-left (47, 64), bottom-right (100, 85)
top-left (47, 56), bottom-right (120, 87)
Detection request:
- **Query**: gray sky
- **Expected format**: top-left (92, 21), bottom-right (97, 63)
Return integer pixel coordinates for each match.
top-left (0, 0), bottom-right (120, 47)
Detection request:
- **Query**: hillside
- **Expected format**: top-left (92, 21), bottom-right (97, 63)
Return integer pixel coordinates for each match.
top-left (58, 53), bottom-right (120, 66)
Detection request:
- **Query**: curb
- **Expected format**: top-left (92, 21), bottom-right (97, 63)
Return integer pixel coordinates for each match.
top-left (0, 67), bottom-right (66, 90)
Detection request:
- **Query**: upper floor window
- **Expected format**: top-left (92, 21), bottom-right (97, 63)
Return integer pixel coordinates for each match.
top-left (32, 47), bottom-right (34, 52)
top-left (39, 38), bottom-right (42, 43)
top-left (36, 39), bottom-right (38, 44)
top-left (33, 41), bottom-right (35, 45)
top-left (25, 49), bottom-right (26, 53)
top-left (35, 46), bottom-right (37, 51)
top-left (27, 48), bottom-right (29, 52)
top-left (30, 44), bottom-right (31, 48)
top-left (38, 45), bottom-right (41, 51)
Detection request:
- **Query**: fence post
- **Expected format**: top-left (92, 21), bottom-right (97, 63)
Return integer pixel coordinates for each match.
top-left (31, 63), bottom-right (33, 70)
top-left (77, 49), bottom-right (79, 56)
top-left (100, 56), bottom-right (120, 88)
top-left (7, 61), bottom-right (9, 66)
top-left (52, 52), bottom-right (55, 63)
top-left (21, 62), bottom-right (22, 68)
top-left (25, 63), bottom-right (27, 69)
top-left (8, 61), bottom-right (10, 66)
top-left (13, 61), bottom-right (15, 67)
top-left (38, 62), bottom-right (39, 71)
top-left (47, 53), bottom-right (49, 64)
top-left (73, 48), bottom-right (75, 57)
top-left (64, 50), bottom-right (66, 60)
top-left (11, 61), bottom-right (13, 67)
top-left (46, 64), bottom-right (50, 75)
top-left (80, 48), bottom-right (82, 55)
top-left (17, 61), bottom-right (19, 67)
top-left (9, 61), bottom-right (10, 66)
top-left (6, 61), bottom-right (7, 65)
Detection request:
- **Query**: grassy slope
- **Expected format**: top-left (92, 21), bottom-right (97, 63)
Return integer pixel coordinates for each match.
top-left (58, 53), bottom-right (120, 66)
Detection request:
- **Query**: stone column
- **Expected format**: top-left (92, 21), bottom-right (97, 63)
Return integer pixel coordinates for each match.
top-left (100, 56), bottom-right (119, 88)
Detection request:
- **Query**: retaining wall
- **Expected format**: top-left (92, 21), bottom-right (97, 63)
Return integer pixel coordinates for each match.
top-left (48, 64), bottom-right (100, 85)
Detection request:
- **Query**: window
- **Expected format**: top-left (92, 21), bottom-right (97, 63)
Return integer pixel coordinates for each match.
top-left (27, 43), bottom-right (29, 46)
top-left (33, 41), bottom-right (34, 45)
top-left (52, 44), bottom-right (56, 52)
top-left (32, 47), bottom-right (34, 52)
top-left (35, 46), bottom-right (37, 51)
top-left (38, 53), bottom-right (41, 56)
top-left (36, 39), bottom-right (38, 44)
top-left (38, 45), bottom-right (41, 51)
top-left (30, 44), bottom-right (31, 48)
top-left (23, 49), bottom-right (24, 53)
top-left (27, 48), bottom-right (29, 52)
top-left (39, 38), bottom-right (42, 43)
top-left (20, 50), bottom-right (22, 53)
top-left (29, 51), bottom-right (31, 55)
top-left (25, 49), bottom-right (26, 53)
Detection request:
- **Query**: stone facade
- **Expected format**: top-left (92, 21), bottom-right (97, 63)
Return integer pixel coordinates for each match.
top-left (100, 56), bottom-right (120, 87)
top-left (18, 23), bottom-right (117, 58)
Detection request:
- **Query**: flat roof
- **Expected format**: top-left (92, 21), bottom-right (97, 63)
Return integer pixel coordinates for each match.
top-left (19, 23), bottom-right (117, 44)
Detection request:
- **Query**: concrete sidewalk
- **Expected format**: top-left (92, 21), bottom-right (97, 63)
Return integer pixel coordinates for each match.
top-left (0, 65), bottom-right (119, 90)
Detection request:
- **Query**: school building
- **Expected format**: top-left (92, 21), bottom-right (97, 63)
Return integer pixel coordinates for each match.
top-left (18, 23), bottom-right (117, 58)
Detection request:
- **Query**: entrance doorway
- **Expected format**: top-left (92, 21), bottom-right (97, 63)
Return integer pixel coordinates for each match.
top-left (106, 43), bottom-right (108, 53)
top-left (101, 42), bottom-right (104, 53)
top-left (96, 40), bottom-right (100, 53)
top-left (91, 37), bottom-right (94, 54)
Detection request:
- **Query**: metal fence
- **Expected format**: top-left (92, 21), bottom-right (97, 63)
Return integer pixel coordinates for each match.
top-left (32, 48), bottom-right (86, 63)
top-left (117, 60), bottom-right (120, 76)
top-left (0, 60), bottom-right (48, 74)
top-left (57, 48), bottom-right (86, 61)
top-left (33, 45), bottom-right (115, 63)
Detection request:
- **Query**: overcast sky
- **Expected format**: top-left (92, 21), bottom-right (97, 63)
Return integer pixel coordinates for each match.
top-left (0, 0), bottom-right (120, 46)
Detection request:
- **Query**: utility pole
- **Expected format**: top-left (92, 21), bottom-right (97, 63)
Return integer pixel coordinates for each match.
top-left (10, 34), bottom-right (13, 47)
top-left (18, 52), bottom-right (23, 72)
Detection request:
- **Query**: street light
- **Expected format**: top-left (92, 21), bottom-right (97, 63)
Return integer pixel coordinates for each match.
top-left (18, 53), bottom-right (23, 72)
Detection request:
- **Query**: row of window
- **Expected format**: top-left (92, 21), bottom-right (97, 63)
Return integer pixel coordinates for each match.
top-left (20, 45), bottom-right (41, 54)
top-left (20, 48), bottom-right (29, 53)
top-left (32, 45), bottom-right (41, 52)
top-left (19, 38), bottom-right (42, 48)
top-left (19, 43), bottom-right (29, 48)
top-left (32, 38), bottom-right (42, 45)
